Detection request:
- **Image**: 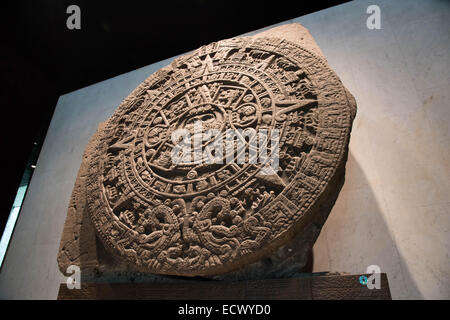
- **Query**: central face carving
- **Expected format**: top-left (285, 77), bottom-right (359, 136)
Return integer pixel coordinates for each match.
top-left (138, 75), bottom-right (274, 192)
top-left (86, 37), bottom-right (353, 276)
top-left (181, 104), bottom-right (223, 132)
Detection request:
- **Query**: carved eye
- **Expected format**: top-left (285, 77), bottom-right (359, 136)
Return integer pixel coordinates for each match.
top-left (198, 113), bottom-right (215, 123)
top-left (185, 111), bottom-right (215, 126)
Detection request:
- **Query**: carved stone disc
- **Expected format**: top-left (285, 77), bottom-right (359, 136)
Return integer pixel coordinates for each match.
top-left (86, 36), bottom-right (355, 276)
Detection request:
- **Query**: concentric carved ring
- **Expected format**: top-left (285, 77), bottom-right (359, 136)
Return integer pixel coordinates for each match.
top-left (86, 36), bottom-right (354, 276)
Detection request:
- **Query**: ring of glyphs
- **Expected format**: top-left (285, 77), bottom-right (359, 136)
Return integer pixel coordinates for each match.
top-left (84, 35), bottom-right (356, 276)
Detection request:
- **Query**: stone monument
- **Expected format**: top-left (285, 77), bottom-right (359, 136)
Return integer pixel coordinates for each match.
top-left (58, 24), bottom-right (357, 283)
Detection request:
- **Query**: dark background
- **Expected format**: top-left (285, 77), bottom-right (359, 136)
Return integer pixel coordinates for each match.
top-left (0, 0), bottom-right (349, 237)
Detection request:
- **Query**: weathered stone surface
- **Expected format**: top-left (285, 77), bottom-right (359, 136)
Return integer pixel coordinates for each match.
top-left (58, 23), bottom-right (357, 280)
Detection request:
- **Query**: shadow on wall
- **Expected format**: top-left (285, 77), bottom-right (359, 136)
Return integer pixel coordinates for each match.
top-left (311, 151), bottom-right (423, 299)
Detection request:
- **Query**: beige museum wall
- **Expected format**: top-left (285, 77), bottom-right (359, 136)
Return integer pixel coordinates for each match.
top-left (0, 0), bottom-right (448, 299)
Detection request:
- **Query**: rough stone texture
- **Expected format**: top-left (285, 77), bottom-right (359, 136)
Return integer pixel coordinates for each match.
top-left (58, 23), bottom-right (356, 280)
